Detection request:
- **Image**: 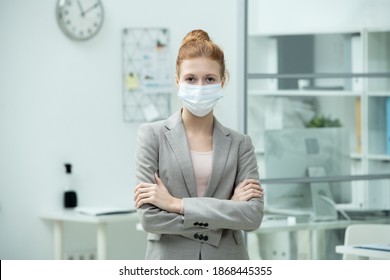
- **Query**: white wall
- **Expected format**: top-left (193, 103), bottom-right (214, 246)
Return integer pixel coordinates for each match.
top-left (0, 0), bottom-right (244, 259)
top-left (249, 0), bottom-right (390, 35)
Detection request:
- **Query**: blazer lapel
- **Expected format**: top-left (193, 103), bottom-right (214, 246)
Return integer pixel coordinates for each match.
top-left (204, 119), bottom-right (232, 197)
top-left (164, 112), bottom-right (197, 197)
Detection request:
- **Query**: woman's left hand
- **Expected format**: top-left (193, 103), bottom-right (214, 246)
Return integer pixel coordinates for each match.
top-left (134, 173), bottom-right (182, 213)
top-left (231, 179), bottom-right (264, 202)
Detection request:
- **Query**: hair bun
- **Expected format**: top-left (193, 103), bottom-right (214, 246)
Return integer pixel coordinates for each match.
top-left (181, 29), bottom-right (211, 45)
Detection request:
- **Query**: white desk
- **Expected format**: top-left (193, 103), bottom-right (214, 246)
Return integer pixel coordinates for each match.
top-left (255, 216), bottom-right (390, 259)
top-left (336, 244), bottom-right (390, 259)
top-left (258, 218), bottom-right (353, 233)
top-left (42, 210), bottom-right (138, 260)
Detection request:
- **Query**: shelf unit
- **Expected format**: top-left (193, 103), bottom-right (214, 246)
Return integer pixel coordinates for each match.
top-left (246, 30), bottom-right (390, 211)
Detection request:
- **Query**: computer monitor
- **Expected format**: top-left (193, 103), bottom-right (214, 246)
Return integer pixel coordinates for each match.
top-left (263, 128), bottom-right (351, 221)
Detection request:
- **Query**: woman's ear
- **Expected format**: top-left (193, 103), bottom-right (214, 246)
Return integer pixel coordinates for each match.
top-left (221, 74), bottom-right (227, 88)
top-left (175, 74), bottom-right (179, 86)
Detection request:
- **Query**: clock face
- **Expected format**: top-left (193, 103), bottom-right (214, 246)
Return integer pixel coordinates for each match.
top-left (56, 0), bottom-right (104, 41)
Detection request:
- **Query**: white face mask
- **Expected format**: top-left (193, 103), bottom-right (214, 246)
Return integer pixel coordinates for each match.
top-left (178, 83), bottom-right (224, 117)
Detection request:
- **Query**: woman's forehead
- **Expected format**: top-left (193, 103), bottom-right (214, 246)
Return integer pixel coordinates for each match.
top-left (180, 57), bottom-right (221, 75)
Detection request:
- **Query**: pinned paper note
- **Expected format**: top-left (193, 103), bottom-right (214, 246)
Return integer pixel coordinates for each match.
top-left (142, 103), bottom-right (160, 122)
top-left (126, 72), bottom-right (139, 90)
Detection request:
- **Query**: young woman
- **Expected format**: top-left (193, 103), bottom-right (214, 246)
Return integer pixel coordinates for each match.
top-left (134, 29), bottom-right (264, 260)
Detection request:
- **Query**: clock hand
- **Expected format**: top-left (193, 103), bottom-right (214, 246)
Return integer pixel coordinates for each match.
top-left (83, 3), bottom-right (99, 15)
top-left (77, 0), bottom-right (85, 16)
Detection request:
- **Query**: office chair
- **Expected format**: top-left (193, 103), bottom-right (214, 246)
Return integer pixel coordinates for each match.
top-left (342, 224), bottom-right (390, 260)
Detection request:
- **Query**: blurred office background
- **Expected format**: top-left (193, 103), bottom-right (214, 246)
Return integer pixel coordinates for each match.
top-left (0, 0), bottom-right (389, 260)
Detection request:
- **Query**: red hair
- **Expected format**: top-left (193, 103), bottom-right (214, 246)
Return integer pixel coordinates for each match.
top-left (176, 29), bottom-right (227, 81)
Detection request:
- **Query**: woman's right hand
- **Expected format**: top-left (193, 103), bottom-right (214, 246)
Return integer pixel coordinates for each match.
top-left (231, 179), bottom-right (264, 201)
top-left (134, 173), bottom-right (182, 213)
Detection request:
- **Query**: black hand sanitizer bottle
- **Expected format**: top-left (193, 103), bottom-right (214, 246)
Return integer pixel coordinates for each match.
top-left (63, 163), bottom-right (77, 208)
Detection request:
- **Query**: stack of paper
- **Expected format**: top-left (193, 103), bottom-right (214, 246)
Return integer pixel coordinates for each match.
top-left (75, 206), bottom-right (136, 216)
top-left (355, 244), bottom-right (390, 252)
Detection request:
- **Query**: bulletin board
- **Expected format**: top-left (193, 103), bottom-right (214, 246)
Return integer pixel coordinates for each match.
top-left (122, 28), bottom-right (172, 122)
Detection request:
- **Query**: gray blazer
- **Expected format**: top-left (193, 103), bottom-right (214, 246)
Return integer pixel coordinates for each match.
top-left (135, 111), bottom-right (264, 260)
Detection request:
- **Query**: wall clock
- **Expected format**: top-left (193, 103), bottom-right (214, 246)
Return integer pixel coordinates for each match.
top-left (56, 0), bottom-right (104, 41)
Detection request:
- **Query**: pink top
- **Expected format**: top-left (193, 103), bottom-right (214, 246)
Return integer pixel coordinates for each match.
top-left (180, 150), bottom-right (213, 214)
top-left (190, 150), bottom-right (213, 197)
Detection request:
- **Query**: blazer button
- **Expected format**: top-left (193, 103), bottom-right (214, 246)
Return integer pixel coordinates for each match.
top-left (193, 222), bottom-right (199, 226)
top-left (204, 236), bottom-right (209, 241)
top-left (204, 223), bottom-right (209, 227)
top-left (198, 234), bottom-right (204, 240)
top-left (198, 222), bottom-right (204, 227)
top-left (194, 233), bottom-right (199, 239)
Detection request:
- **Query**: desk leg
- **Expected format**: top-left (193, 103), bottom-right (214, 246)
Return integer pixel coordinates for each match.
top-left (97, 223), bottom-right (107, 260)
top-left (53, 220), bottom-right (64, 260)
top-left (311, 230), bottom-right (328, 260)
top-left (310, 230), bottom-right (318, 260)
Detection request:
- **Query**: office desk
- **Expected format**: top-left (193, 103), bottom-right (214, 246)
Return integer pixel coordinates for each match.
top-left (255, 216), bottom-right (390, 259)
top-left (42, 210), bottom-right (138, 260)
top-left (258, 219), bottom-right (352, 233)
top-left (336, 245), bottom-right (390, 259)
